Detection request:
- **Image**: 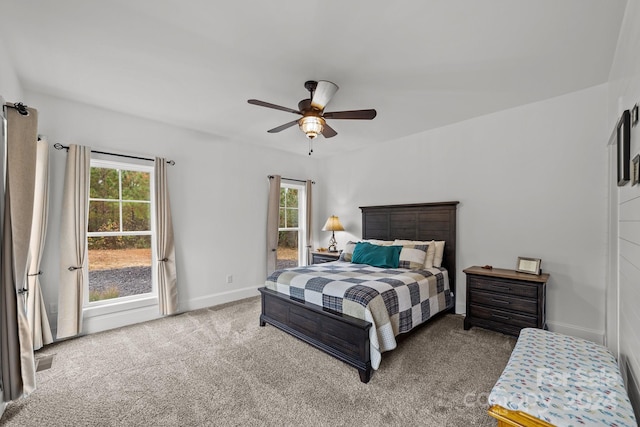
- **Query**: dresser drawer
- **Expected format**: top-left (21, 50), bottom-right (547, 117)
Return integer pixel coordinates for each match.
top-left (468, 276), bottom-right (537, 298)
top-left (469, 304), bottom-right (538, 329)
top-left (311, 252), bottom-right (341, 264)
top-left (466, 317), bottom-right (525, 337)
top-left (469, 290), bottom-right (537, 315)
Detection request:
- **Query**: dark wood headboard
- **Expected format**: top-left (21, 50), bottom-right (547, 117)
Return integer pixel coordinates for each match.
top-left (360, 201), bottom-right (459, 302)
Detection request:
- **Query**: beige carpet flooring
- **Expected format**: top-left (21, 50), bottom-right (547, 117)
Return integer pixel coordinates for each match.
top-left (1, 296), bottom-right (516, 426)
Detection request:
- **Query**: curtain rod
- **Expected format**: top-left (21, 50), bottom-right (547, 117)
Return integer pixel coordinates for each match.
top-left (3, 102), bottom-right (30, 116)
top-left (52, 143), bottom-right (175, 165)
top-left (267, 175), bottom-right (315, 184)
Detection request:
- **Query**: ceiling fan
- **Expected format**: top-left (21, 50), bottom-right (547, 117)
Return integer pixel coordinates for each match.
top-left (248, 80), bottom-right (376, 153)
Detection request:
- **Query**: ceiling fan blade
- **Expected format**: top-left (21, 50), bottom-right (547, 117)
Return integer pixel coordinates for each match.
top-left (248, 99), bottom-right (301, 115)
top-left (323, 109), bottom-right (377, 120)
top-left (321, 123), bottom-right (337, 138)
top-left (311, 80), bottom-right (339, 110)
top-left (267, 119), bottom-right (299, 133)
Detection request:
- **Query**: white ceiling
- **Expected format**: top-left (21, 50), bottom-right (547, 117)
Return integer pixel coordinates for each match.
top-left (0, 0), bottom-right (628, 157)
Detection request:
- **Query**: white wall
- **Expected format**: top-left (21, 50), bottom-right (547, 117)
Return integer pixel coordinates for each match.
top-left (318, 84), bottom-right (609, 343)
top-left (25, 91), bottom-right (320, 335)
top-left (0, 37), bottom-right (23, 102)
top-left (607, 0), bottom-right (640, 417)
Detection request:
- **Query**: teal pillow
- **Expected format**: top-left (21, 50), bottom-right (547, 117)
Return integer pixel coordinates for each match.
top-left (351, 242), bottom-right (402, 268)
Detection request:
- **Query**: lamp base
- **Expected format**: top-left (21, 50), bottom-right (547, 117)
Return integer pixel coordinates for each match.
top-left (328, 233), bottom-right (338, 252)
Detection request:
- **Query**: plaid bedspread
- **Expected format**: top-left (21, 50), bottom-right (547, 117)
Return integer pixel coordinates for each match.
top-left (265, 260), bottom-right (453, 370)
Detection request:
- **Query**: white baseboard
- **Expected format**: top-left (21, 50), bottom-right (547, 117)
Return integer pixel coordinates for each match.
top-left (180, 285), bottom-right (261, 312)
top-left (53, 286), bottom-right (261, 337)
top-left (546, 320), bottom-right (605, 345)
top-left (82, 304), bottom-right (162, 335)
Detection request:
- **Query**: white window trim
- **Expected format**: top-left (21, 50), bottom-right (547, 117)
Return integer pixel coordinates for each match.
top-left (84, 158), bottom-right (157, 316)
top-left (279, 181), bottom-right (307, 265)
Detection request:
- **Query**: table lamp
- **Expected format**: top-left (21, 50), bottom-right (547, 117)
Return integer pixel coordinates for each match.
top-left (322, 215), bottom-right (344, 252)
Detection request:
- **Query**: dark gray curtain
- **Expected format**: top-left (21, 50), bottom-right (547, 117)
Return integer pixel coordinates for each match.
top-left (1, 103), bottom-right (38, 401)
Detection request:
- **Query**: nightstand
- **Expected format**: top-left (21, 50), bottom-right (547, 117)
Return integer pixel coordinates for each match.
top-left (463, 266), bottom-right (548, 336)
top-left (311, 251), bottom-right (341, 264)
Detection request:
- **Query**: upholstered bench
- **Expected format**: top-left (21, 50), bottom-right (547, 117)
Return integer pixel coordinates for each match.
top-left (488, 328), bottom-right (637, 426)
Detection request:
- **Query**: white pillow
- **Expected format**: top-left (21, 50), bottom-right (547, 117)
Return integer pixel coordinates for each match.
top-left (339, 241), bottom-right (358, 262)
top-left (433, 241), bottom-right (445, 268)
top-left (363, 239), bottom-right (395, 246)
top-left (393, 239), bottom-right (435, 268)
top-left (397, 244), bottom-right (429, 269)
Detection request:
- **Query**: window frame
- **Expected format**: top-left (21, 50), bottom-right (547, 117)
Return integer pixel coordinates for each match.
top-left (278, 181), bottom-right (308, 266)
top-left (84, 158), bottom-right (157, 309)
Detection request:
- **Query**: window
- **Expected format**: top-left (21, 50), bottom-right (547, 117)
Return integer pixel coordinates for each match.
top-left (277, 182), bottom-right (306, 269)
top-left (86, 160), bottom-right (155, 306)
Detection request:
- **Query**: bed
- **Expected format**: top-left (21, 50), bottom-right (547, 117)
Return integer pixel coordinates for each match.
top-left (259, 201), bottom-right (459, 382)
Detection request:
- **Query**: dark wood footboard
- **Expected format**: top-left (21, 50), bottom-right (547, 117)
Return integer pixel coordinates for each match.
top-left (259, 287), bottom-right (373, 383)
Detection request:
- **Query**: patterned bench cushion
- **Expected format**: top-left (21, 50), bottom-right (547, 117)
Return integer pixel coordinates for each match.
top-left (489, 328), bottom-right (637, 426)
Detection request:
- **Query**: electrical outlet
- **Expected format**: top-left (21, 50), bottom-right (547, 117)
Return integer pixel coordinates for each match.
top-left (226, 274), bottom-right (233, 284)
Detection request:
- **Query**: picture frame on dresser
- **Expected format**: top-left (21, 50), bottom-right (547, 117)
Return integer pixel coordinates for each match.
top-left (617, 109), bottom-right (631, 186)
top-left (516, 256), bottom-right (541, 275)
top-left (633, 154), bottom-right (639, 186)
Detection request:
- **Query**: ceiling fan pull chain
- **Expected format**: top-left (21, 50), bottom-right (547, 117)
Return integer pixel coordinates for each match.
top-left (308, 139), bottom-right (313, 156)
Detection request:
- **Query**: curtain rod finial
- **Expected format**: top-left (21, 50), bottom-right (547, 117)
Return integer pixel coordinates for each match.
top-left (167, 160), bottom-right (175, 166)
top-left (14, 102), bottom-right (29, 115)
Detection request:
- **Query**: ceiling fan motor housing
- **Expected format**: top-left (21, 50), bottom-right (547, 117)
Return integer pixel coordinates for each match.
top-left (297, 99), bottom-right (313, 113)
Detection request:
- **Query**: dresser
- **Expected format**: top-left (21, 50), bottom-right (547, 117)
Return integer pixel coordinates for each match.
top-left (311, 251), bottom-right (341, 264)
top-left (463, 266), bottom-right (548, 336)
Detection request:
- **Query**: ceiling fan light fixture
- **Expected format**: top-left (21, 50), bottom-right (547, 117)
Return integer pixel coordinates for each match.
top-left (299, 116), bottom-right (325, 139)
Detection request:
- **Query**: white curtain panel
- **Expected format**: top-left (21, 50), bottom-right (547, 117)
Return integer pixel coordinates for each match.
top-left (266, 175), bottom-right (281, 276)
top-left (57, 144), bottom-right (90, 339)
top-left (26, 137), bottom-right (53, 350)
top-left (305, 180), bottom-right (313, 266)
top-left (1, 104), bottom-right (37, 401)
top-left (155, 157), bottom-right (177, 315)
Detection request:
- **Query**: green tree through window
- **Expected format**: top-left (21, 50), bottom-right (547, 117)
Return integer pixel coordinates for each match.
top-left (87, 161), bottom-right (155, 303)
top-left (277, 183), bottom-right (306, 269)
